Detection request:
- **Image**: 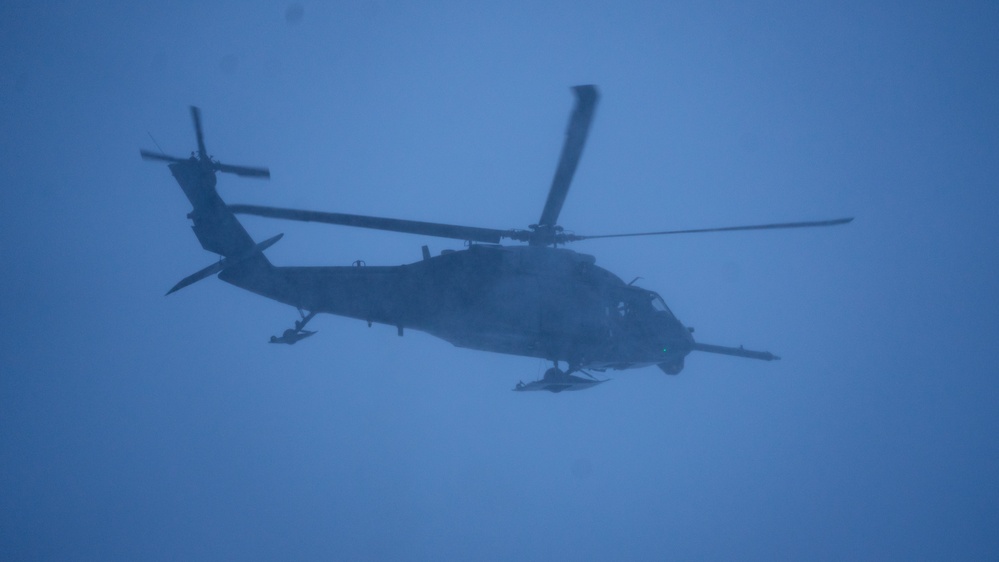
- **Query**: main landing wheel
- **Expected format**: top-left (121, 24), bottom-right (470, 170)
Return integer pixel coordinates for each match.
top-left (543, 367), bottom-right (564, 381)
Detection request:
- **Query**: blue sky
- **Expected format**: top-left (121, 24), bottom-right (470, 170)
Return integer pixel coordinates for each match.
top-left (2, 2), bottom-right (998, 560)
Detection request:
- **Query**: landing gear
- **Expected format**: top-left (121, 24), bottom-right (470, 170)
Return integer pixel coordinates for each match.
top-left (269, 309), bottom-right (318, 345)
top-left (513, 361), bottom-right (609, 393)
top-left (543, 366), bottom-right (564, 381)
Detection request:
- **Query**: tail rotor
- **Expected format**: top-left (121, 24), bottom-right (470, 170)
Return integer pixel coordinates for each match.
top-left (140, 106), bottom-right (270, 179)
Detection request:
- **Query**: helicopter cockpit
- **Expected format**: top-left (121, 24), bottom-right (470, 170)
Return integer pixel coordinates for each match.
top-left (605, 286), bottom-right (689, 357)
top-left (610, 287), bottom-right (676, 321)
top-left (650, 292), bottom-right (672, 314)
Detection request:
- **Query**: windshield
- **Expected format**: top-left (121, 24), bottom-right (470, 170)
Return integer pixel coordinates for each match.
top-left (650, 293), bottom-right (674, 316)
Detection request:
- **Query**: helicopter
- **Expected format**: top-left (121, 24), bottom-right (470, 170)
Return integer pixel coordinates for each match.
top-left (141, 86), bottom-right (851, 392)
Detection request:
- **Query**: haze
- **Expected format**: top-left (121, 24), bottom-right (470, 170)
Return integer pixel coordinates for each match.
top-left (2, 2), bottom-right (997, 560)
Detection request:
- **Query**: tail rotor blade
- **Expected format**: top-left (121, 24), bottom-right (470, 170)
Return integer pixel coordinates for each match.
top-left (216, 162), bottom-right (271, 179)
top-left (140, 149), bottom-right (185, 163)
top-left (143, 107), bottom-right (272, 182)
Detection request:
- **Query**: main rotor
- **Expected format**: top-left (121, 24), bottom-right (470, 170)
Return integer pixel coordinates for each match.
top-left (530, 84), bottom-right (599, 245)
top-left (226, 86), bottom-right (852, 245)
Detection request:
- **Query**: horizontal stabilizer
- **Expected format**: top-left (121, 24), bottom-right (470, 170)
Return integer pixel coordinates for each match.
top-left (691, 342), bottom-right (780, 361)
top-left (166, 233), bottom-right (283, 295)
top-left (167, 260), bottom-right (226, 295)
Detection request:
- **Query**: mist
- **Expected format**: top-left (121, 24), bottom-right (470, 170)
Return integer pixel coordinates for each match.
top-left (2, 2), bottom-right (997, 560)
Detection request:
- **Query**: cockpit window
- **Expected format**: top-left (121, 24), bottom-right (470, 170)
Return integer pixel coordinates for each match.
top-left (608, 288), bottom-right (675, 320)
top-left (650, 293), bottom-right (673, 315)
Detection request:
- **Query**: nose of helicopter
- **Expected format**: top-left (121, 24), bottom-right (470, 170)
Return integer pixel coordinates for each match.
top-left (653, 319), bottom-right (694, 375)
top-left (661, 319), bottom-right (695, 358)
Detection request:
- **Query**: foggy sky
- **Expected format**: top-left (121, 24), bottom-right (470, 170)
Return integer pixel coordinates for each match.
top-left (2, 2), bottom-right (998, 560)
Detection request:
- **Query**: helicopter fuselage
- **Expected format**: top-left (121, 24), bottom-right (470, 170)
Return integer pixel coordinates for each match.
top-left (221, 243), bottom-right (694, 371)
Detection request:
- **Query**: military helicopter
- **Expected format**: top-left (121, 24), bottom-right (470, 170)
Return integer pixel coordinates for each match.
top-left (141, 86), bottom-right (851, 392)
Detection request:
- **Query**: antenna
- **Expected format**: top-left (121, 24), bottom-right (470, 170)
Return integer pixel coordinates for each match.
top-left (146, 131), bottom-right (166, 155)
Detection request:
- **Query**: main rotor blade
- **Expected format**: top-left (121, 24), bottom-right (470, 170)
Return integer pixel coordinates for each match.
top-left (191, 106), bottom-right (207, 160)
top-left (216, 162), bottom-right (271, 178)
top-left (140, 150), bottom-right (185, 164)
top-left (567, 217), bottom-right (854, 241)
top-left (229, 204), bottom-right (511, 244)
top-left (537, 85), bottom-right (599, 229)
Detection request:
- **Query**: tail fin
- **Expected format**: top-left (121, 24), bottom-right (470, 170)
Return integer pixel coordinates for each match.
top-left (167, 158), bottom-right (264, 258)
top-left (142, 107), bottom-right (276, 291)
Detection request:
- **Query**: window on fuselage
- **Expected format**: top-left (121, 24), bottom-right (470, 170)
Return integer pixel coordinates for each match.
top-left (650, 293), bottom-right (675, 316)
top-left (610, 295), bottom-right (651, 319)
